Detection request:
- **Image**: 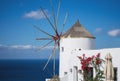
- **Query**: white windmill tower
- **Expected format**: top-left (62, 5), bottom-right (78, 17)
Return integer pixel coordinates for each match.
top-left (59, 20), bottom-right (95, 78)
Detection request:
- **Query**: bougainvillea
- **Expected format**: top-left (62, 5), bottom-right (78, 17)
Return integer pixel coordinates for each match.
top-left (77, 53), bottom-right (104, 81)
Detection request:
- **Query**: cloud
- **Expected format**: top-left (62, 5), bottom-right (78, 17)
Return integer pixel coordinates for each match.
top-left (0, 44), bottom-right (8, 49)
top-left (0, 44), bottom-right (58, 59)
top-left (0, 44), bottom-right (6, 47)
top-left (0, 44), bottom-right (54, 50)
top-left (94, 28), bottom-right (102, 33)
top-left (0, 44), bottom-right (35, 50)
top-left (10, 45), bottom-right (35, 49)
top-left (108, 29), bottom-right (120, 37)
top-left (23, 9), bottom-right (51, 20)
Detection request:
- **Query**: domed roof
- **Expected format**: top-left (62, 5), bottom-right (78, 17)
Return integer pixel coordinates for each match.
top-left (61, 20), bottom-right (95, 39)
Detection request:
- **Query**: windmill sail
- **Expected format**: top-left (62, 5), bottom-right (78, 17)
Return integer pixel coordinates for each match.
top-left (34, 0), bottom-right (68, 76)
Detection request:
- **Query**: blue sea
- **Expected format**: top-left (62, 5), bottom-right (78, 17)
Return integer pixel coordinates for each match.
top-left (0, 59), bottom-right (59, 81)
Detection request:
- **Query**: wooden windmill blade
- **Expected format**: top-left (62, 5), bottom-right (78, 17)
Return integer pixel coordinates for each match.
top-left (43, 51), bottom-right (54, 70)
top-left (53, 42), bottom-right (57, 76)
top-left (43, 43), bottom-right (57, 76)
top-left (50, 0), bottom-right (57, 31)
top-left (41, 1), bottom-right (59, 75)
top-left (37, 40), bottom-right (53, 51)
top-left (60, 12), bottom-right (68, 35)
top-left (40, 7), bottom-right (57, 33)
top-left (56, 0), bottom-right (60, 27)
top-left (34, 25), bottom-right (53, 37)
top-left (36, 38), bottom-right (52, 40)
top-left (34, 0), bottom-right (66, 76)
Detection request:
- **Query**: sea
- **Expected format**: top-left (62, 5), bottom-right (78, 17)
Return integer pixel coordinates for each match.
top-left (0, 59), bottom-right (59, 81)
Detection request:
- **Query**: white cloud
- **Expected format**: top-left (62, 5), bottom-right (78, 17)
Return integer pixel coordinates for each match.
top-left (0, 44), bottom-right (4, 47)
top-left (0, 44), bottom-right (55, 50)
top-left (0, 44), bottom-right (5, 47)
top-left (23, 9), bottom-right (50, 20)
top-left (0, 44), bottom-right (58, 59)
top-left (10, 45), bottom-right (35, 49)
top-left (108, 29), bottom-right (120, 37)
top-left (0, 44), bottom-right (7, 48)
top-left (0, 44), bottom-right (35, 50)
top-left (94, 28), bottom-right (102, 33)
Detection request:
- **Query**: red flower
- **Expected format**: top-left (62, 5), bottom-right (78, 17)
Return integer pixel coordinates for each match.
top-left (81, 61), bottom-right (83, 65)
top-left (87, 57), bottom-right (92, 62)
top-left (77, 53), bottom-right (103, 81)
top-left (81, 65), bottom-right (85, 70)
top-left (96, 59), bottom-right (101, 65)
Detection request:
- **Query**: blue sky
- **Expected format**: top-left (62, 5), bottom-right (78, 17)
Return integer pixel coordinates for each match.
top-left (0, 0), bottom-right (120, 59)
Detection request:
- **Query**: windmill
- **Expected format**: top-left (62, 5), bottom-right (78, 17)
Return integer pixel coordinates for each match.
top-left (34, 0), bottom-right (68, 76)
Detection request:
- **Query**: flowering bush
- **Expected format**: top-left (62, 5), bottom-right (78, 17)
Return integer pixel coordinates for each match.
top-left (77, 53), bottom-right (104, 81)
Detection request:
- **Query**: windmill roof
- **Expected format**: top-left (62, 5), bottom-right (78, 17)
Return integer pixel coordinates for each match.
top-left (61, 20), bottom-right (95, 39)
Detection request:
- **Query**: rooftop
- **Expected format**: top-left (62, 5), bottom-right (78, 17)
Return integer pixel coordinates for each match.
top-left (62, 20), bottom-right (95, 39)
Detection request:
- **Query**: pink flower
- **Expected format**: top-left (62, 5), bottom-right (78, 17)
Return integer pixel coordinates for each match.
top-left (92, 55), bottom-right (95, 59)
top-left (96, 53), bottom-right (100, 57)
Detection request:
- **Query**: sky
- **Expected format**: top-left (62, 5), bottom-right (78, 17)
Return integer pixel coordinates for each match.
top-left (0, 0), bottom-right (120, 59)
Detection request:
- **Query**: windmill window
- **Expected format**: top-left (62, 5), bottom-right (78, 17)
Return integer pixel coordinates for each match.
top-left (70, 68), bottom-right (72, 73)
top-left (61, 47), bottom-right (64, 52)
top-left (74, 66), bottom-right (78, 70)
top-left (64, 72), bottom-right (67, 75)
top-left (114, 67), bottom-right (117, 81)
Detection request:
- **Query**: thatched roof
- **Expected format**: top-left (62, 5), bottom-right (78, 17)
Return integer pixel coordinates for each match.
top-left (61, 20), bottom-right (95, 39)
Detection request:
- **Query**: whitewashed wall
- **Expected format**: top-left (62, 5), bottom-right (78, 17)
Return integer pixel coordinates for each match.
top-left (60, 38), bottom-right (95, 51)
top-left (59, 38), bottom-right (95, 78)
top-left (66, 48), bottom-right (120, 81)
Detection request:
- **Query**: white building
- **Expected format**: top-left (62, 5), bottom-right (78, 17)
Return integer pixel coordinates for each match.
top-left (59, 20), bottom-right (120, 81)
top-left (59, 20), bottom-right (95, 78)
top-left (46, 20), bottom-right (120, 81)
